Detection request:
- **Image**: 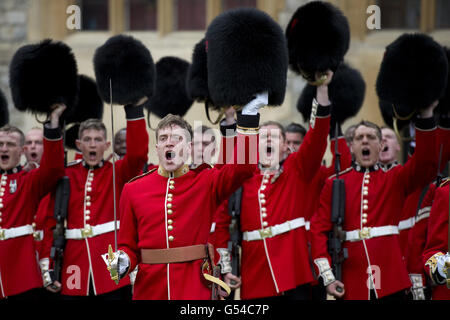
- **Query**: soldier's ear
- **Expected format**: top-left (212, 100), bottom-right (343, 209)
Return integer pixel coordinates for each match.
top-left (75, 139), bottom-right (81, 150)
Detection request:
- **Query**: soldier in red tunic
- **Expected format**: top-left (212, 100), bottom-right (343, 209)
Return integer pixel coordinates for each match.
top-left (0, 105), bottom-right (65, 299)
top-left (107, 92), bottom-right (266, 300)
top-left (212, 72), bottom-right (334, 300)
top-left (422, 178), bottom-right (450, 300)
top-left (22, 127), bottom-right (59, 294)
top-left (311, 102), bottom-right (439, 300)
top-left (44, 102), bottom-right (149, 299)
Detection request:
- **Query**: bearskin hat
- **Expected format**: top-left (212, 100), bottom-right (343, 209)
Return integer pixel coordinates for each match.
top-left (437, 47), bottom-right (450, 113)
top-left (297, 63), bottom-right (365, 124)
top-left (64, 75), bottom-right (104, 124)
top-left (186, 38), bottom-right (209, 102)
top-left (379, 100), bottom-right (410, 131)
top-left (93, 34), bottom-right (155, 105)
top-left (9, 39), bottom-right (78, 114)
top-left (376, 33), bottom-right (448, 119)
top-left (206, 8), bottom-right (288, 108)
top-left (145, 56), bottom-right (194, 118)
top-left (0, 88), bottom-right (9, 127)
top-left (64, 124), bottom-right (80, 150)
top-left (286, 1), bottom-right (350, 83)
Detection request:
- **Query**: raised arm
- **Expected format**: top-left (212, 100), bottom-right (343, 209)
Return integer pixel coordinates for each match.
top-left (30, 104), bottom-right (65, 199)
top-left (116, 104), bottom-right (149, 186)
top-left (290, 72), bottom-right (332, 181)
top-left (397, 102), bottom-right (438, 195)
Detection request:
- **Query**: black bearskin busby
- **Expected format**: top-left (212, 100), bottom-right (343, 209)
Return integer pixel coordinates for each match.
top-left (65, 75), bottom-right (104, 124)
top-left (186, 38), bottom-right (209, 102)
top-left (379, 100), bottom-right (410, 131)
top-left (297, 63), bottom-right (365, 124)
top-left (437, 47), bottom-right (450, 113)
top-left (206, 8), bottom-right (288, 108)
top-left (0, 88), bottom-right (9, 127)
top-left (9, 39), bottom-right (78, 114)
top-left (64, 124), bottom-right (80, 150)
top-left (145, 56), bottom-right (194, 118)
top-left (286, 1), bottom-right (350, 84)
top-left (376, 33), bottom-right (448, 119)
top-left (93, 34), bottom-right (155, 105)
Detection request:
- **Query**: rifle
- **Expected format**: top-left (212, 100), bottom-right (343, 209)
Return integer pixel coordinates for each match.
top-left (227, 187), bottom-right (243, 286)
top-left (327, 125), bottom-right (347, 292)
top-left (50, 176), bottom-right (70, 284)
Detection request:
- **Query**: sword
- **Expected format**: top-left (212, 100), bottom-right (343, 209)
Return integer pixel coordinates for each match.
top-left (108, 78), bottom-right (119, 285)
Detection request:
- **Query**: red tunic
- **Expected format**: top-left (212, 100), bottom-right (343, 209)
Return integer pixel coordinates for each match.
top-left (406, 183), bottom-right (435, 289)
top-left (33, 194), bottom-right (52, 261)
top-left (214, 110), bottom-right (331, 299)
top-left (422, 181), bottom-right (450, 300)
top-left (399, 126), bottom-right (450, 266)
top-left (311, 120), bottom-right (438, 300)
top-left (0, 128), bottom-right (64, 298)
top-left (118, 121), bottom-right (258, 300)
top-left (54, 115), bottom-right (148, 296)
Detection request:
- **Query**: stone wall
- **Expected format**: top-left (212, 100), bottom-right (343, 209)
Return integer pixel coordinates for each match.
top-left (0, 0), bottom-right (30, 127)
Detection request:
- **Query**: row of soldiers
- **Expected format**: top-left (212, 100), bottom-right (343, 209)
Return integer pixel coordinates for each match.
top-left (1, 68), bottom-right (450, 301)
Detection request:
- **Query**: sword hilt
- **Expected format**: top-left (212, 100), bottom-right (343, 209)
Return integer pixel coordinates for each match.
top-left (107, 244), bottom-right (119, 285)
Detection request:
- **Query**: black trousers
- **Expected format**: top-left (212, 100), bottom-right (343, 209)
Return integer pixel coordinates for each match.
top-left (61, 283), bottom-right (132, 301)
top-left (250, 283), bottom-right (312, 301)
top-left (1, 287), bottom-right (43, 301)
top-left (370, 289), bottom-right (407, 300)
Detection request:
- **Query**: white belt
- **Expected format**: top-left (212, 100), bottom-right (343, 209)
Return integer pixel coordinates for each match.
top-left (305, 221), bottom-right (310, 231)
top-left (398, 217), bottom-right (415, 231)
top-left (65, 221), bottom-right (120, 240)
top-left (0, 225), bottom-right (34, 241)
top-left (345, 225), bottom-right (399, 242)
top-left (243, 217), bottom-right (306, 241)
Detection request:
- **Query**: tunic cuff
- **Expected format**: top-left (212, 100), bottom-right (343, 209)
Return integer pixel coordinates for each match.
top-left (414, 116), bottom-right (436, 131)
top-left (43, 124), bottom-right (62, 140)
top-left (236, 112), bottom-right (259, 135)
top-left (220, 122), bottom-right (237, 137)
top-left (125, 105), bottom-right (145, 120)
top-left (314, 258), bottom-right (336, 286)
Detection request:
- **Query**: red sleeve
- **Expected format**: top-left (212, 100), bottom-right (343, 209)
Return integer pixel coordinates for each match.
top-left (289, 114), bottom-right (330, 181)
top-left (29, 130), bottom-right (65, 199)
top-left (213, 200), bottom-right (232, 251)
top-left (407, 184), bottom-right (435, 277)
top-left (211, 114), bottom-right (258, 205)
top-left (422, 184), bottom-right (449, 276)
top-left (118, 185), bottom-right (140, 272)
top-left (310, 177), bottom-right (334, 273)
top-left (116, 117), bottom-right (149, 186)
top-left (396, 121), bottom-right (438, 195)
top-left (437, 127), bottom-right (450, 165)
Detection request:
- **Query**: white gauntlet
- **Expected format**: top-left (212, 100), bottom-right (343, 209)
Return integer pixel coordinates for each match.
top-left (314, 258), bottom-right (336, 286)
top-left (409, 274), bottom-right (425, 300)
top-left (39, 258), bottom-right (54, 287)
top-left (217, 248), bottom-right (232, 274)
top-left (241, 92), bottom-right (268, 115)
top-left (102, 250), bottom-right (130, 280)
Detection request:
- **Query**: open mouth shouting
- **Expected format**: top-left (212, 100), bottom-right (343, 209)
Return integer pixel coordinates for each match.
top-left (382, 146), bottom-right (388, 153)
top-left (361, 148), bottom-right (371, 160)
top-left (1, 154), bottom-right (9, 164)
top-left (29, 152), bottom-right (38, 161)
top-left (165, 150), bottom-right (176, 161)
top-left (88, 151), bottom-right (97, 162)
